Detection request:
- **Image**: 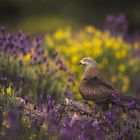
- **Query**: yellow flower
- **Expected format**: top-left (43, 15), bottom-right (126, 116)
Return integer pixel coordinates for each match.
top-left (105, 38), bottom-right (114, 49)
top-left (72, 55), bottom-right (80, 63)
top-left (92, 38), bottom-right (102, 48)
top-left (118, 64), bottom-right (126, 72)
top-left (45, 34), bottom-right (54, 46)
top-left (113, 42), bottom-right (120, 50)
top-left (121, 49), bottom-right (127, 58)
top-left (23, 53), bottom-right (31, 63)
top-left (85, 26), bottom-right (96, 33)
top-left (54, 27), bottom-right (71, 40)
top-left (70, 45), bottom-right (79, 53)
top-left (84, 41), bottom-right (91, 48)
top-left (93, 46), bottom-right (102, 58)
top-left (115, 49), bottom-right (127, 59)
top-left (6, 86), bottom-right (12, 95)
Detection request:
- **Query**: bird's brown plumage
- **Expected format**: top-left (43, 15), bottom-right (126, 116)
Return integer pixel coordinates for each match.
top-left (78, 57), bottom-right (138, 106)
top-left (79, 76), bottom-right (120, 104)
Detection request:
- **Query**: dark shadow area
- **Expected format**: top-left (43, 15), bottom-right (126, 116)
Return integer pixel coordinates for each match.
top-left (0, 0), bottom-right (140, 33)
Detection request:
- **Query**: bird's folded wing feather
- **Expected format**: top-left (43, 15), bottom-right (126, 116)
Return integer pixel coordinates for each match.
top-left (86, 77), bottom-right (120, 98)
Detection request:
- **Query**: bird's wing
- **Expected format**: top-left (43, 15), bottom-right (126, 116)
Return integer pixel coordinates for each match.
top-left (87, 77), bottom-right (120, 98)
top-left (97, 78), bottom-right (116, 90)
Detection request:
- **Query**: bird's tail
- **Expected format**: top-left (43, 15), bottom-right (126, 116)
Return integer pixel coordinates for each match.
top-left (120, 95), bottom-right (140, 105)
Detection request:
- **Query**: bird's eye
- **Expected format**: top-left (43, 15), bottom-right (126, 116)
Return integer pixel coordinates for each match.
top-left (84, 59), bottom-right (88, 62)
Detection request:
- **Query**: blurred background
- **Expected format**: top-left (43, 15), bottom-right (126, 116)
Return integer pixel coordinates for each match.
top-left (1, 0), bottom-right (140, 34)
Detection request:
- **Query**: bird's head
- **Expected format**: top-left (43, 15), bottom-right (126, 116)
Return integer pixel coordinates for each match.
top-left (79, 57), bottom-right (99, 79)
top-left (79, 57), bottom-right (98, 66)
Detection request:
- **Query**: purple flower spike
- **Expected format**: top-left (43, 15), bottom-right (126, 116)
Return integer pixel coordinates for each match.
top-left (129, 99), bottom-right (136, 109)
top-left (52, 51), bottom-right (58, 59)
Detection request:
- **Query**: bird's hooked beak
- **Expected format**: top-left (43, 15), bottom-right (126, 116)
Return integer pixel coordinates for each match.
top-left (78, 61), bottom-right (82, 65)
top-left (78, 59), bottom-right (85, 65)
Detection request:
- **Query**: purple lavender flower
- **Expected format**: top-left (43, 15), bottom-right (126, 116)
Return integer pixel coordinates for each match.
top-left (51, 50), bottom-right (58, 59)
top-left (128, 99), bottom-right (136, 109)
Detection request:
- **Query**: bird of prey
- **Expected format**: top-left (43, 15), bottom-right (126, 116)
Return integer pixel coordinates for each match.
top-left (78, 57), bottom-right (139, 109)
